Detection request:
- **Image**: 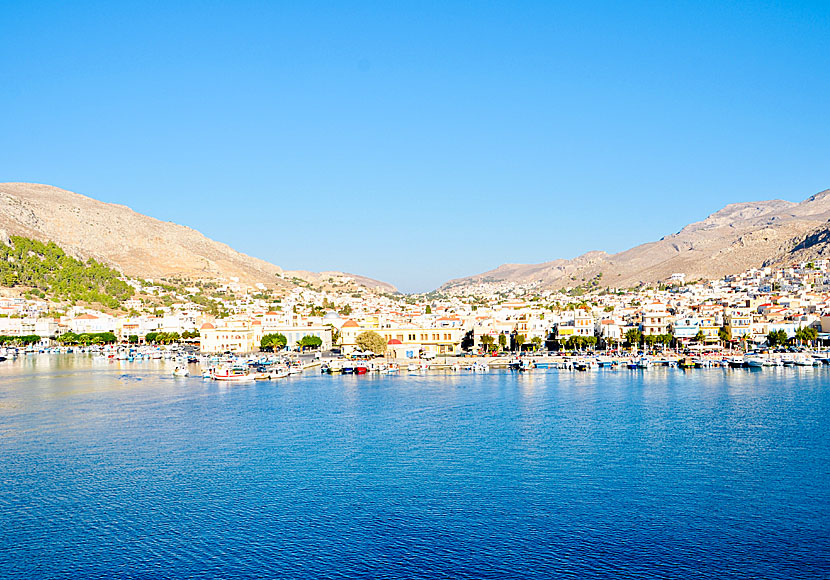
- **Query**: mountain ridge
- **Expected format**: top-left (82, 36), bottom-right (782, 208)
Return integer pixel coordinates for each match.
top-left (0, 183), bottom-right (396, 293)
top-left (442, 189), bottom-right (830, 290)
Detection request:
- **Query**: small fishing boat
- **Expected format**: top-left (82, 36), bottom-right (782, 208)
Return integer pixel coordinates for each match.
top-left (472, 361), bottom-right (489, 373)
top-left (519, 359), bottom-right (535, 371)
top-left (172, 366), bottom-right (189, 377)
top-left (212, 366), bottom-right (254, 382)
top-left (678, 358), bottom-right (695, 369)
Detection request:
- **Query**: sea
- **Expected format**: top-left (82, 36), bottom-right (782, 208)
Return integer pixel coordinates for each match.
top-left (1, 355), bottom-right (828, 579)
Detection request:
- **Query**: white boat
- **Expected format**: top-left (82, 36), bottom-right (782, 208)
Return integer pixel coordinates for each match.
top-left (637, 357), bottom-right (652, 369)
top-left (727, 357), bottom-right (746, 368)
top-left (172, 367), bottom-right (189, 377)
top-left (745, 356), bottom-right (764, 368)
top-left (793, 355), bottom-right (813, 367)
top-left (212, 366), bottom-right (254, 382)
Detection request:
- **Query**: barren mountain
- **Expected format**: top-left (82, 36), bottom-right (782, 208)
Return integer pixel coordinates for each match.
top-left (442, 189), bottom-right (830, 290)
top-left (0, 183), bottom-right (395, 292)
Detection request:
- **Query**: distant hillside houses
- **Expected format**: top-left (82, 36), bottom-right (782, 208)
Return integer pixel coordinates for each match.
top-left (2, 255), bottom-right (830, 355)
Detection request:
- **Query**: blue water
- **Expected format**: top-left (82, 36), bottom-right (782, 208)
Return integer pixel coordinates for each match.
top-left (1, 357), bottom-right (829, 579)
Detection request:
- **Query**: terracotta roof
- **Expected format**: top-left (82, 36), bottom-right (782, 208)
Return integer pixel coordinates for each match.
top-left (342, 320), bottom-right (359, 328)
top-left (75, 314), bottom-right (99, 320)
top-left (200, 323), bottom-right (215, 330)
top-left (387, 339), bottom-right (402, 345)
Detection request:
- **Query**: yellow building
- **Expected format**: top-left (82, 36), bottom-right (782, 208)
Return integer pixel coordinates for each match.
top-left (339, 319), bottom-right (463, 357)
top-left (199, 321), bottom-right (256, 354)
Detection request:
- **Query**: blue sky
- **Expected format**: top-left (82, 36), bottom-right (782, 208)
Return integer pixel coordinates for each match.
top-left (1, 1), bottom-right (829, 292)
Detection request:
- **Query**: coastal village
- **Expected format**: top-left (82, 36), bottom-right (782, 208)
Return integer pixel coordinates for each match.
top-left (3, 259), bottom-right (830, 358)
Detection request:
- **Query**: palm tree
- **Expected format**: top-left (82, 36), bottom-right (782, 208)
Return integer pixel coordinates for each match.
top-left (480, 335), bottom-right (495, 352)
top-left (624, 328), bottom-right (642, 350)
top-left (718, 326), bottom-right (731, 349)
top-left (805, 326), bottom-right (818, 347)
top-left (795, 326), bottom-right (818, 348)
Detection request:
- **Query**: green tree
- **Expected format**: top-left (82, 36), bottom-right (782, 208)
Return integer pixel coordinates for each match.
top-left (497, 333), bottom-right (507, 350)
top-left (460, 330), bottom-right (475, 352)
top-left (624, 328), bottom-right (642, 349)
top-left (767, 329), bottom-right (788, 347)
top-left (425, 305), bottom-right (432, 314)
top-left (128, 335), bottom-right (139, 344)
top-left (694, 330), bottom-right (706, 343)
top-left (480, 335), bottom-right (495, 352)
top-left (298, 335), bottom-right (323, 350)
top-left (531, 336), bottom-right (542, 351)
top-left (794, 326), bottom-right (818, 347)
top-left (718, 326), bottom-right (731, 346)
top-left (0, 236), bottom-right (134, 309)
top-left (515, 334), bottom-right (526, 351)
top-left (260, 333), bottom-right (288, 351)
top-left (355, 330), bottom-right (387, 355)
top-left (56, 332), bottom-right (79, 345)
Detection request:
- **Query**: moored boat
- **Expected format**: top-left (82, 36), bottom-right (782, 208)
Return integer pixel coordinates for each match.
top-left (212, 366), bottom-right (254, 381)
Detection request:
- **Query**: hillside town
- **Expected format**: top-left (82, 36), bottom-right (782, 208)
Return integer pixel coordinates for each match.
top-left (3, 259), bottom-right (830, 358)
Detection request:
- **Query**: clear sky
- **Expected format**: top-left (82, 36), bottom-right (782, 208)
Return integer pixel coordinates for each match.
top-left (1, 1), bottom-right (829, 292)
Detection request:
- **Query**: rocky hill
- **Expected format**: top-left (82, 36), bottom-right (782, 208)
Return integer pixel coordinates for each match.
top-left (442, 189), bottom-right (830, 291)
top-left (0, 183), bottom-right (395, 292)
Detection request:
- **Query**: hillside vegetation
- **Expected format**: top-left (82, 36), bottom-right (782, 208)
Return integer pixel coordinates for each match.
top-left (0, 236), bottom-right (134, 308)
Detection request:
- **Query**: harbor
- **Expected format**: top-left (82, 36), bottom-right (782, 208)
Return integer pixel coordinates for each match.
top-left (2, 354), bottom-right (828, 579)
